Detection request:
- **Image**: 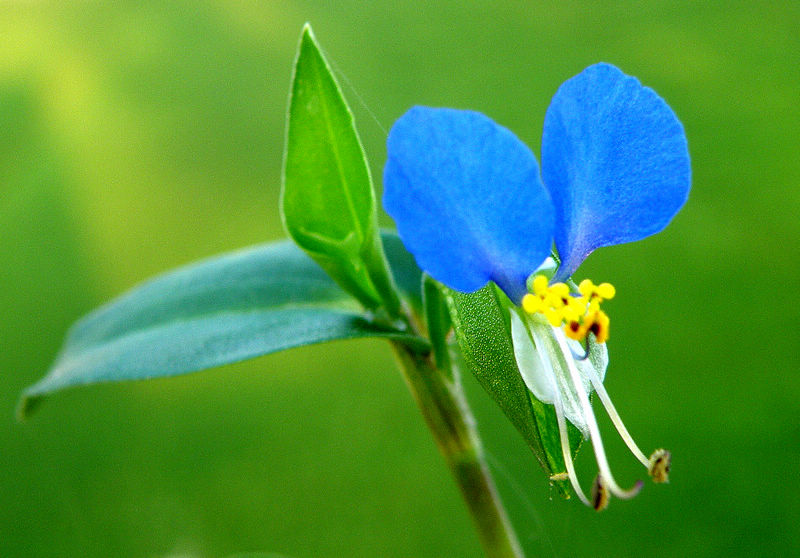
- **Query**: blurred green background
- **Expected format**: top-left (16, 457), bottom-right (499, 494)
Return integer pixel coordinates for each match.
top-left (3, 2), bottom-right (798, 557)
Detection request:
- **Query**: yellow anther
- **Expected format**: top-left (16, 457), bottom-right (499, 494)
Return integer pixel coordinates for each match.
top-left (567, 296), bottom-right (585, 313)
top-left (544, 308), bottom-right (563, 327)
top-left (596, 282), bottom-right (616, 300)
top-left (561, 304), bottom-right (581, 322)
top-left (578, 279), bottom-right (595, 298)
top-left (521, 293), bottom-right (541, 314)
top-left (548, 294), bottom-right (565, 309)
top-left (523, 274), bottom-right (614, 344)
top-left (532, 275), bottom-right (550, 296)
top-left (565, 320), bottom-right (586, 341)
top-left (591, 310), bottom-right (610, 344)
top-left (579, 278), bottom-right (615, 302)
top-left (550, 282), bottom-right (570, 298)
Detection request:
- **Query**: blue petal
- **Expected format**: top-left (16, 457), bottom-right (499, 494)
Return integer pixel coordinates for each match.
top-left (383, 107), bottom-right (554, 302)
top-left (542, 63), bottom-right (691, 280)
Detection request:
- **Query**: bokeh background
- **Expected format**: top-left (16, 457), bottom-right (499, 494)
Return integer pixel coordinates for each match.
top-left (3, 2), bottom-right (798, 557)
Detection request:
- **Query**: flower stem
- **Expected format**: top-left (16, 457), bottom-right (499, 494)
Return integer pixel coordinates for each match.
top-left (391, 341), bottom-right (525, 558)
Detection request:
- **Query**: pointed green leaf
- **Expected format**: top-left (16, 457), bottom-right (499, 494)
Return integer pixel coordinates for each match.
top-left (444, 284), bottom-right (582, 495)
top-left (282, 24), bottom-right (399, 315)
top-left (19, 233), bottom-right (425, 418)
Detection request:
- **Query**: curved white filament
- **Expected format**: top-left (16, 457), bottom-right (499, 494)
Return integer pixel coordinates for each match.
top-left (552, 327), bottom-right (643, 500)
top-left (552, 383), bottom-right (592, 506)
top-left (583, 363), bottom-right (650, 468)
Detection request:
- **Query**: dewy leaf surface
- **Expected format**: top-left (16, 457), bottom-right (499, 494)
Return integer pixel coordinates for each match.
top-left (19, 234), bottom-right (424, 417)
top-left (282, 24), bottom-right (398, 313)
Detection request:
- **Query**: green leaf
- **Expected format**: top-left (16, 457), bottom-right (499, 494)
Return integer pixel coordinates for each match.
top-left (282, 24), bottom-right (399, 315)
top-left (444, 284), bottom-right (581, 495)
top-left (19, 233), bottom-right (425, 418)
top-left (423, 275), bottom-right (452, 375)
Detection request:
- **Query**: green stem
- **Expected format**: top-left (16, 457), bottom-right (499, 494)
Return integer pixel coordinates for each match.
top-left (391, 342), bottom-right (525, 558)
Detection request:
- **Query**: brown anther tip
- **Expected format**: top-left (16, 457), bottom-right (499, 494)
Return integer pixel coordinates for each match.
top-left (591, 474), bottom-right (610, 512)
top-left (648, 448), bottom-right (672, 483)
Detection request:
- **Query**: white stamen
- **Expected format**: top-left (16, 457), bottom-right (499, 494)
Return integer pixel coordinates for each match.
top-left (552, 383), bottom-right (592, 506)
top-left (552, 327), bottom-right (643, 500)
top-left (583, 363), bottom-right (650, 468)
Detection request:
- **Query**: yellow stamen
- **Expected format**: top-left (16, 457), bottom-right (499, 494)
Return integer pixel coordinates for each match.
top-left (544, 308), bottom-right (563, 327)
top-left (521, 293), bottom-right (541, 314)
top-left (597, 282), bottom-right (615, 300)
top-left (592, 310), bottom-right (610, 344)
top-left (549, 282), bottom-right (570, 298)
top-left (533, 274), bottom-right (550, 296)
top-left (578, 279), bottom-right (595, 298)
top-left (523, 274), bottom-right (615, 344)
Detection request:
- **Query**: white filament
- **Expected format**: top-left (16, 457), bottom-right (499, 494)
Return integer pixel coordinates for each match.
top-left (552, 327), bottom-right (643, 500)
top-left (552, 382), bottom-right (592, 506)
top-left (583, 363), bottom-right (650, 468)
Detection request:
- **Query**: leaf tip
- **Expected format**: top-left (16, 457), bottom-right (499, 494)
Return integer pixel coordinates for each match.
top-left (300, 22), bottom-right (317, 45)
top-left (293, 24), bottom-right (319, 68)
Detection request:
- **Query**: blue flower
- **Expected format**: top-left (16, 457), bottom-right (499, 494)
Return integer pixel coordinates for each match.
top-left (383, 63), bottom-right (690, 302)
top-left (383, 63), bottom-right (689, 509)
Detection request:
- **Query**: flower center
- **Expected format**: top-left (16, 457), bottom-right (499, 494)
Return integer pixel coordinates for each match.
top-left (521, 275), bottom-right (614, 343)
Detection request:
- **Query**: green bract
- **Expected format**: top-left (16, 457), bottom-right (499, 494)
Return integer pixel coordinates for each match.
top-left (444, 284), bottom-right (583, 495)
